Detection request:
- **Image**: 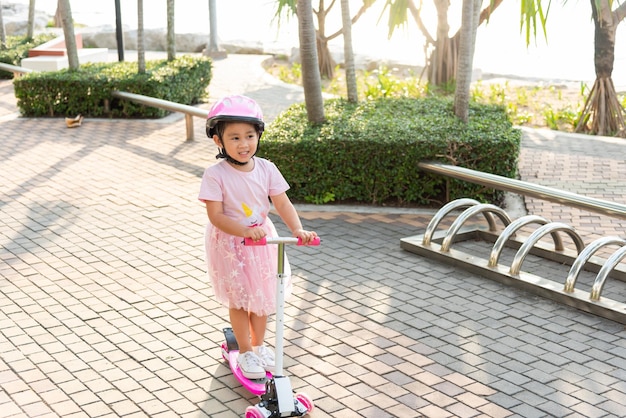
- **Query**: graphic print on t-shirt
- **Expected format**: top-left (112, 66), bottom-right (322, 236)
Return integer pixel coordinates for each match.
top-left (241, 202), bottom-right (264, 227)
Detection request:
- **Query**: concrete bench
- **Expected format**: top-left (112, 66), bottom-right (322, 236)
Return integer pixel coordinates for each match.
top-left (28, 33), bottom-right (84, 57)
top-left (20, 34), bottom-right (108, 71)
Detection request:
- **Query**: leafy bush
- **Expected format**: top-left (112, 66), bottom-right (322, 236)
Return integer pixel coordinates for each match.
top-left (261, 97), bottom-right (521, 206)
top-left (0, 33), bottom-right (58, 79)
top-left (13, 55), bottom-right (212, 118)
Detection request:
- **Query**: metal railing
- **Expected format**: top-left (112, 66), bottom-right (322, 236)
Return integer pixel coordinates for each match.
top-left (111, 91), bottom-right (209, 141)
top-left (418, 162), bottom-right (626, 220)
top-left (0, 63), bottom-right (33, 77)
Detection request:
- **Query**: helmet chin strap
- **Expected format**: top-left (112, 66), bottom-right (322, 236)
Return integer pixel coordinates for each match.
top-left (216, 135), bottom-right (259, 166)
top-left (216, 147), bottom-right (253, 166)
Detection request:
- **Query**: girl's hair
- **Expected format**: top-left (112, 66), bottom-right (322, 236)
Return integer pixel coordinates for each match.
top-left (213, 120), bottom-right (264, 140)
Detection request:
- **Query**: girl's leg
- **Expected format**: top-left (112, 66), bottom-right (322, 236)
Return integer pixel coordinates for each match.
top-left (229, 308), bottom-right (252, 353)
top-left (250, 313), bottom-right (275, 372)
top-left (249, 313), bottom-right (268, 346)
top-left (230, 308), bottom-right (266, 379)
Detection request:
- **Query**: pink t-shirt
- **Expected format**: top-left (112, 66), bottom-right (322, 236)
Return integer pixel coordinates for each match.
top-left (198, 157), bottom-right (290, 228)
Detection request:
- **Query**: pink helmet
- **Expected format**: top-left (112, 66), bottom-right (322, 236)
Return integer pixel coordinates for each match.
top-left (206, 95), bottom-right (265, 138)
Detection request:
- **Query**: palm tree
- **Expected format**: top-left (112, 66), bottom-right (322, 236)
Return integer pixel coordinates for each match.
top-left (137, 0), bottom-right (145, 73)
top-left (518, 0), bottom-right (625, 137)
top-left (57, 0), bottom-right (79, 71)
top-left (297, 0), bottom-right (325, 123)
top-left (387, 0), bottom-right (625, 137)
top-left (341, 0), bottom-right (358, 103)
top-left (454, 0), bottom-right (481, 123)
top-left (574, 0), bottom-right (626, 137)
top-left (166, 0), bottom-right (175, 61)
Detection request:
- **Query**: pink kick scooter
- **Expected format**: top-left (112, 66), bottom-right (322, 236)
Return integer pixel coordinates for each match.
top-left (221, 236), bottom-right (321, 418)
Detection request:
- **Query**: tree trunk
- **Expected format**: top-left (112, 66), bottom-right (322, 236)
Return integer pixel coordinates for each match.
top-left (427, 0), bottom-right (454, 85)
top-left (454, 0), bottom-right (481, 123)
top-left (208, 0), bottom-right (217, 52)
top-left (58, 0), bottom-right (79, 71)
top-left (575, 0), bottom-right (625, 137)
top-left (207, 0), bottom-right (218, 53)
top-left (54, 0), bottom-right (62, 27)
top-left (340, 0), bottom-right (357, 103)
top-left (137, 0), bottom-right (146, 73)
top-left (204, 0), bottom-right (226, 58)
top-left (297, 0), bottom-right (325, 123)
top-left (314, 0), bottom-right (335, 79)
top-left (27, 0), bottom-right (35, 39)
top-left (166, 0), bottom-right (175, 61)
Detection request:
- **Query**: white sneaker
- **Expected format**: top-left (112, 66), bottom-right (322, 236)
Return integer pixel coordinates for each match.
top-left (254, 345), bottom-right (276, 374)
top-left (237, 351), bottom-right (266, 380)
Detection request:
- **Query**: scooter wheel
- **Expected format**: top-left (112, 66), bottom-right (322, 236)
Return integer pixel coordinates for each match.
top-left (295, 392), bottom-right (314, 413)
top-left (244, 406), bottom-right (264, 418)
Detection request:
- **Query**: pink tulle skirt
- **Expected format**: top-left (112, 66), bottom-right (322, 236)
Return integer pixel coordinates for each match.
top-left (204, 218), bottom-right (291, 316)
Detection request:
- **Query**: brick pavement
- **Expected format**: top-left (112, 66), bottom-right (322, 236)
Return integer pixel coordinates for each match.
top-left (1, 55), bottom-right (626, 418)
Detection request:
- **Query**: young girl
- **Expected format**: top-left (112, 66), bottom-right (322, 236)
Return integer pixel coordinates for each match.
top-left (198, 95), bottom-right (317, 380)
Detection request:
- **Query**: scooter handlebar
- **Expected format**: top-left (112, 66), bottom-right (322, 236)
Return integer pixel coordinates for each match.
top-left (243, 236), bottom-right (321, 246)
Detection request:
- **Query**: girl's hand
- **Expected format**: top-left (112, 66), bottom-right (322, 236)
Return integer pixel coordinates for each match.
top-left (293, 228), bottom-right (318, 245)
top-left (244, 226), bottom-right (267, 241)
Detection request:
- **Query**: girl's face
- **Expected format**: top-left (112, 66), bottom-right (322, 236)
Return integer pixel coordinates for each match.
top-left (214, 122), bottom-right (259, 167)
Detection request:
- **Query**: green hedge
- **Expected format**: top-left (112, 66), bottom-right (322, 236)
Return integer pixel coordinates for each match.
top-left (13, 55), bottom-right (212, 118)
top-left (0, 33), bottom-right (58, 79)
top-left (261, 97), bottom-right (521, 206)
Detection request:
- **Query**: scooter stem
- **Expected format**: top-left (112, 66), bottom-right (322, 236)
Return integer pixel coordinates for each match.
top-left (274, 242), bottom-right (286, 376)
top-left (242, 236), bottom-right (320, 377)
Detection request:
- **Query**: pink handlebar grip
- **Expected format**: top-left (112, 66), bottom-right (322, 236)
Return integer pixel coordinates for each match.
top-left (303, 236), bottom-right (321, 246)
top-left (243, 237), bottom-right (321, 246)
top-left (243, 237), bottom-right (267, 246)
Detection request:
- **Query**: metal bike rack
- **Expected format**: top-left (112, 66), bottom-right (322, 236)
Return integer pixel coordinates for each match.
top-left (402, 163), bottom-right (626, 324)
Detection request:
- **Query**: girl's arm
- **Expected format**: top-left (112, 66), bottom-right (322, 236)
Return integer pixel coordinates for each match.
top-left (204, 200), bottom-right (266, 240)
top-left (271, 192), bottom-right (317, 244)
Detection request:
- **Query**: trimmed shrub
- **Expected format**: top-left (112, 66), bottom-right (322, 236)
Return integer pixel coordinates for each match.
top-left (13, 55), bottom-right (212, 118)
top-left (261, 97), bottom-right (521, 206)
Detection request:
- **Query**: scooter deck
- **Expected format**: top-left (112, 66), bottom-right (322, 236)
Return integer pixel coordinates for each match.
top-left (222, 328), bottom-right (271, 396)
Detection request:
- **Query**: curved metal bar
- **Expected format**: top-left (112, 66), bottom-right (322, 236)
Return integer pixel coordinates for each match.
top-left (488, 215), bottom-right (551, 267)
top-left (590, 245), bottom-right (626, 301)
top-left (422, 198), bottom-right (483, 246)
top-left (564, 236), bottom-right (626, 293)
top-left (510, 223), bottom-right (586, 276)
top-left (441, 204), bottom-right (512, 252)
